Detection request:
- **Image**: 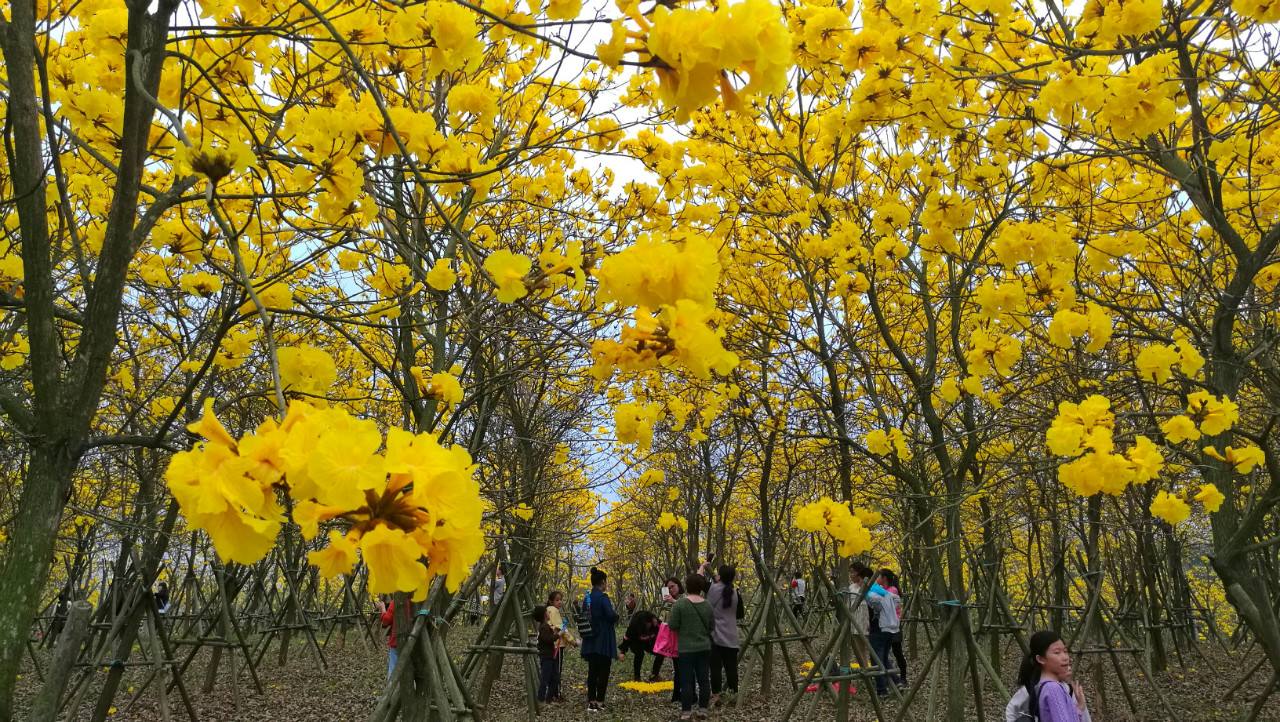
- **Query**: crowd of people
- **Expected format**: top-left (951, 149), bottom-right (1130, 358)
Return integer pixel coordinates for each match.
top-left (369, 561), bottom-right (1091, 722)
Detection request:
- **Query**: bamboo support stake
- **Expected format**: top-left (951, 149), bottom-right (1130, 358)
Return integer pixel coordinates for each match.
top-left (30, 600), bottom-right (92, 722)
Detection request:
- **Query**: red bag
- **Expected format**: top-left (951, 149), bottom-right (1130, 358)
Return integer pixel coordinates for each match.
top-left (653, 622), bottom-right (679, 658)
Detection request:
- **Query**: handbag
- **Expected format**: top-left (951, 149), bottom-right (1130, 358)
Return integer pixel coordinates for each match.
top-left (653, 622), bottom-right (679, 658)
top-left (576, 593), bottom-right (594, 639)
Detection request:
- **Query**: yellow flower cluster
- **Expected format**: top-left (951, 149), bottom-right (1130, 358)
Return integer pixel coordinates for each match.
top-left (1135, 339), bottom-right (1203, 383)
top-left (166, 400), bottom-right (485, 595)
top-left (1077, 0), bottom-right (1162, 44)
top-left (615, 400), bottom-right (664, 452)
top-left (1202, 445), bottom-right (1265, 474)
top-left (657, 511), bottom-right (689, 532)
top-left (618, 680), bottom-right (674, 693)
top-left (864, 428), bottom-right (910, 460)
top-left (597, 0), bottom-right (793, 122)
top-left (1047, 304), bottom-right (1113, 352)
top-left (593, 234), bottom-right (738, 381)
top-left (1150, 491), bottom-right (1190, 526)
top-left (794, 497), bottom-right (875, 557)
top-left (410, 367), bottom-right (464, 407)
top-left (1194, 484), bottom-right (1225, 513)
top-left (1046, 395), bottom-right (1163, 496)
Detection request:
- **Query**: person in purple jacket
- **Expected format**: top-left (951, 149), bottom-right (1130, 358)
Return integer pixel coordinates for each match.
top-left (1007, 630), bottom-right (1090, 722)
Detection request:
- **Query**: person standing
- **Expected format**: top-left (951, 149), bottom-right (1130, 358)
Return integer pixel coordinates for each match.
top-left (789, 571), bottom-right (806, 619)
top-left (580, 567), bottom-right (618, 713)
top-left (153, 581), bottom-right (170, 614)
top-left (657, 577), bottom-right (684, 687)
top-left (668, 573), bottom-right (714, 721)
top-left (377, 597), bottom-right (398, 681)
top-left (545, 591), bottom-right (576, 701)
top-left (880, 569), bottom-right (907, 686)
top-left (1005, 630), bottom-right (1090, 722)
top-left (707, 565), bottom-right (744, 706)
top-left (534, 605), bottom-right (561, 703)
top-left (867, 569), bottom-right (900, 696)
top-left (492, 563), bottom-right (506, 614)
top-left (848, 563), bottom-right (873, 667)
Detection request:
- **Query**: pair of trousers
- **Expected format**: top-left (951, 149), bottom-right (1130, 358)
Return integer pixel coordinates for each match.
top-left (386, 647), bottom-right (398, 681)
top-left (709, 644), bottom-right (738, 694)
top-left (584, 654), bottom-right (612, 702)
top-left (676, 651), bottom-right (711, 712)
top-left (538, 656), bottom-right (561, 701)
top-left (632, 647), bottom-right (662, 679)
top-left (868, 632), bottom-right (894, 694)
top-left (891, 631), bottom-right (907, 683)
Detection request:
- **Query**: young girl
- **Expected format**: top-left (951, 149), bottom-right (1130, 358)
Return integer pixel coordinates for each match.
top-left (1005, 630), bottom-right (1091, 722)
top-left (534, 605), bottom-right (560, 703)
top-left (544, 591), bottom-right (576, 701)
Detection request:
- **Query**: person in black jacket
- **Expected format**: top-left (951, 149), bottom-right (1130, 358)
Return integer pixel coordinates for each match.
top-left (619, 609), bottom-right (662, 681)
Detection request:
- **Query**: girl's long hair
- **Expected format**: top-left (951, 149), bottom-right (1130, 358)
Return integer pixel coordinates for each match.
top-left (1016, 630), bottom-right (1063, 689)
top-left (718, 565), bottom-right (736, 608)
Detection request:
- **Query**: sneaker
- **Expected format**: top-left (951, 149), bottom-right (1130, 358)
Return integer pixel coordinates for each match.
top-left (587, 702), bottom-right (599, 712)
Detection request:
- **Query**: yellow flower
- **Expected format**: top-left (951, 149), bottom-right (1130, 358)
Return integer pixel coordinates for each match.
top-left (1225, 444), bottom-right (1265, 474)
top-left (615, 401), bottom-right (664, 452)
top-left (546, 0), bottom-right (581, 20)
top-left (174, 140), bottom-right (255, 181)
top-left (278, 345), bottom-right (337, 396)
top-left (1161, 415), bottom-right (1200, 444)
top-left (1150, 491), bottom-right (1190, 526)
top-left (292, 499), bottom-right (345, 541)
top-left (1194, 484), bottom-right (1225, 513)
top-left (1187, 391), bottom-right (1239, 436)
top-left (938, 378), bottom-right (961, 403)
top-left (596, 233), bottom-right (720, 309)
top-left (361, 524), bottom-right (430, 596)
top-left (483, 249), bottom-right (531, 303)
top-left (426, 258), bottom-right (457, 291)
top-left (793, 498), bottom-right (873, 556)
top-left (187, 398), bottom-right (236, 449)
top-left (1126, 436), bottom-right (1163, 483)
top-left (180, 271), bottom-right (223, 297)
top-left (1135, 343), bottom-right (1180, 383)
top-left (425, 371), bottom-right (464, 407)
top-left (309, 530), bottom-right (359, 578)
top-left (864, 428), bottom-right (909, 459)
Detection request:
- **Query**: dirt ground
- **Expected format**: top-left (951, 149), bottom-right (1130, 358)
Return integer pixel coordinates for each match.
top-left (14, 620), bottom-right (1278, 721)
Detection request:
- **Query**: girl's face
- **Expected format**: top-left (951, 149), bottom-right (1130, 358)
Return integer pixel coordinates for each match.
top-left (551, 594), bottom-right (563, 608)
top-left (1037, 640), bottom-right (1073, 681)
top-left (667, 581), bottom-right (681, 598)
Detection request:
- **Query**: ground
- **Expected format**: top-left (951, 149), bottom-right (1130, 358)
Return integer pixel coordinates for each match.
top-left (14, 620), bottom-right (1278, 721)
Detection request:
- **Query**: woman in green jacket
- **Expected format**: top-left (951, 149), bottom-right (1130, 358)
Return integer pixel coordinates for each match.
top-left (667, 572), bottom-right (714, 720)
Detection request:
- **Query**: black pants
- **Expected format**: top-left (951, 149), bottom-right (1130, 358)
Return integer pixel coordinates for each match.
top-left (710, 644), bottom-right (738, 694)
top-left (891, 631), bottom-right (906, 683)
top-left (538, 656), bottom-right (560, 702)
top-left (676, 651), bottom-right (711, 712)
top-left (585, 654), bottom-right (612, 702)
top-left (631, 646), bottom-right (662, 680)
top-left (869, 632), bottom-right (893, 694)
